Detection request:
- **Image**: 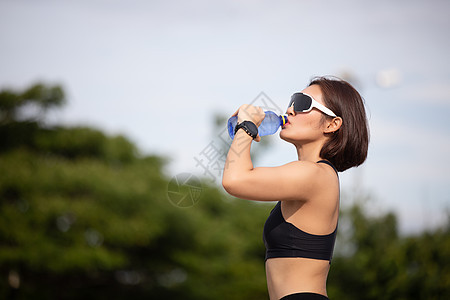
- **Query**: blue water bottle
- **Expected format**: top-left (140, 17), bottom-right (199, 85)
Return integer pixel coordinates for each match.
top-left (227, 111), bottom-right (288, 139)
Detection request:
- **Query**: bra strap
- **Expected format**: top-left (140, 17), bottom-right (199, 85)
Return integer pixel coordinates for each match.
top-left (317, 160), bottom-right (338, 174)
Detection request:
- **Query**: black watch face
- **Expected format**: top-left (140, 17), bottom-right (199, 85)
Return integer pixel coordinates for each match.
top-left (245, 121), bottom-right (257, 132)
top-left (242, 121), bottom-right (258, 138)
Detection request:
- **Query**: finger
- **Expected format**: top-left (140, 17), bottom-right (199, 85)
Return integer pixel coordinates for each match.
top-left (232, 104), bottom-right (249, 117)
top-left (255, 135), bottom-right (261, 142)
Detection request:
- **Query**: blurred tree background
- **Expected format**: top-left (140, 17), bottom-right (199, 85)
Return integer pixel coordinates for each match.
top-left (0, 83), bottom-right (449, 299)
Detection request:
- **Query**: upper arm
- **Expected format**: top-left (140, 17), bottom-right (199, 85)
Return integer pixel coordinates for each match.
top-left (222, 161), bottom-right (326, 201)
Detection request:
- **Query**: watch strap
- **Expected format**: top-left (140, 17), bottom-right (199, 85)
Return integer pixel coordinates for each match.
top-left (234, 121), bottom-right (258, 139)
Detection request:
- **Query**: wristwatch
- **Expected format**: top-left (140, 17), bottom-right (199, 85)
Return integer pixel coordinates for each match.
top-left (234, 121), bottom-right (258, 139)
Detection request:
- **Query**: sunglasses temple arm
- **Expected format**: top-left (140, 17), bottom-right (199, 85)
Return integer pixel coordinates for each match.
top-left (314, 101), bottom-right (337, 117)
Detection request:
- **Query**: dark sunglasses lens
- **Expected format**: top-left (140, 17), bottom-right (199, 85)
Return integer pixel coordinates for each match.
top-left (288, 98), bottom-right (294, 109)
top-left (291, 93), bottom-right (312, 112)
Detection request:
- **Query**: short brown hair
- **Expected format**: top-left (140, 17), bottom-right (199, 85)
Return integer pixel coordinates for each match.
top-left (309, 76), bottom-right (369, 172)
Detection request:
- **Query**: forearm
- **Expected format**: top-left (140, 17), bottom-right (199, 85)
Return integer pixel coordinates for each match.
top-left (222, 130), bottom-right (254, 187)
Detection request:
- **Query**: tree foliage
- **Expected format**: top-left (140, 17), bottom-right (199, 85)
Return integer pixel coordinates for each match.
top-left (0, 83), bottom-right (449, 299)
top-left (328, 204), bottom-right (450, 300)
top-left (0, 82), bottom-right (65, 124)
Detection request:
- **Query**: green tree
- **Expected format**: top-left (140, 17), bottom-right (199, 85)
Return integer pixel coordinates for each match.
top-left (0, 83), bottom-right (271, 299)
top-left (0, 82), bottom-right (65, 124)
top-left (1, 83), bottom-right (449, 299)
top-left (0, 82), bottom-right (65, 152)
top-left (328, 202), bottom-right (450, 300)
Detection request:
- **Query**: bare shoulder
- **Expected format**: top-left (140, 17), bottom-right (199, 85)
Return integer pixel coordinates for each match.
top-left (284, 160), bottom-right (338, 197)
top-left (283, 160), bottom-right (336, 182)
top-left (275, 160), bottom-right (337, 200)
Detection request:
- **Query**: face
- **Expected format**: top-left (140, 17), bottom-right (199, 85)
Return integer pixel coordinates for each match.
top-left (280, 84), bottom-right (329, 144)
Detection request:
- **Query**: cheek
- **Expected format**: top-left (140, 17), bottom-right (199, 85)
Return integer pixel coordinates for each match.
top-left (296, 113), bottom-right (324, 130)
top-left (280, 116), bottom-right (323, 140)
top-left (290, 116), bottom-right (315, 131)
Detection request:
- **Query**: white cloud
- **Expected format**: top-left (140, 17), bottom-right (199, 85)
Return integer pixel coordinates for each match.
top-left (376, 68), bottom-right (403, 89)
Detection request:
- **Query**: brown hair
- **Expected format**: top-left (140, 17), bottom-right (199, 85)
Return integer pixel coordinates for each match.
top-left (309, 76), bottom-right (369, 172)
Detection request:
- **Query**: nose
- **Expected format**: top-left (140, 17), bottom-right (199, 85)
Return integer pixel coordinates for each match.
top-left (286, 105), bottom-right (295, 116)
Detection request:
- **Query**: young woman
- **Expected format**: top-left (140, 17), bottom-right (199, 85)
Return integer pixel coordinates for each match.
top-left (222, 76), bottom-right (369, 300)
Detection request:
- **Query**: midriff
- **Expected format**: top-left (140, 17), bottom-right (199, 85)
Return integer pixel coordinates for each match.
top-left (265, 257), bottom-right (330, 300)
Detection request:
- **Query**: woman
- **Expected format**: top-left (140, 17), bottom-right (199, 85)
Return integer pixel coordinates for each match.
top-left (222, 76), bottom-right (369, 300)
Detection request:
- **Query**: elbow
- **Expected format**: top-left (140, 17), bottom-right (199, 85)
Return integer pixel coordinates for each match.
top-left (222, 175), bottom-right (240, 197)
top-left (222, 176), bottom-right (233, 194)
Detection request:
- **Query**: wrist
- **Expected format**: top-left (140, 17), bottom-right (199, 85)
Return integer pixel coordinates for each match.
top-left (234, 121), bottom-right (258, 140)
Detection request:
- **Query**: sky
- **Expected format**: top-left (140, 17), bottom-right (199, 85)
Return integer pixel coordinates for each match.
top-left (1, 0), bottom-right (449, 234)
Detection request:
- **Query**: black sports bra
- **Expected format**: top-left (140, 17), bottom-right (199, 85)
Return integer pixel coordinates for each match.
top-left (263, 160), bottom-right (338, 262)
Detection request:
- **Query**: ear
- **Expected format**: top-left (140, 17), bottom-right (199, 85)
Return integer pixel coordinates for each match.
top-left (324, 117), bottom-right (342, 134)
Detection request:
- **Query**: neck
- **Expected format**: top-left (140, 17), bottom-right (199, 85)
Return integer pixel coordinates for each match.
top-left (295, 139), bottom-right (325, 162)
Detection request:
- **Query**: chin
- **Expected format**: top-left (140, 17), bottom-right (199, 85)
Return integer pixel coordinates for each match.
top-left (280, 129), bottom-right (294, 143)
top-left (280, 129), bottom-right (307, 147)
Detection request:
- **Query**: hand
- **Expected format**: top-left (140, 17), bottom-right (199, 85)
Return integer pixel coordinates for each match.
top-left (231, 104), bottom-right (265, 142)
top-left (232, 104), bottom-right (265, 126)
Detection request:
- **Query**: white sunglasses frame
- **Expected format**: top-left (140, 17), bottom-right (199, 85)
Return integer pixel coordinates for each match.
top-left (289, 92), bottom-right (337, 117)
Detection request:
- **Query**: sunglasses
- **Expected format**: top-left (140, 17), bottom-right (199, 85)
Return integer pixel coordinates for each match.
top-left (288, 92), bottom-right (337, 117)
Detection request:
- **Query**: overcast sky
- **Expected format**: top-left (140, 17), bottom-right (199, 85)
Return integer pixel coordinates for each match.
top-left (1, 0), bottom-right (449, 234)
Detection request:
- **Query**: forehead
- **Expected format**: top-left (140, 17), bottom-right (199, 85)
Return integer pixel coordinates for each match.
top-left (301, 85), bottom-right (324, 104)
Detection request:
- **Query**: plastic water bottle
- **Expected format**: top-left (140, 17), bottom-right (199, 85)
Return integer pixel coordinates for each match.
top-left (227, 111), bottom-right (288, 139)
